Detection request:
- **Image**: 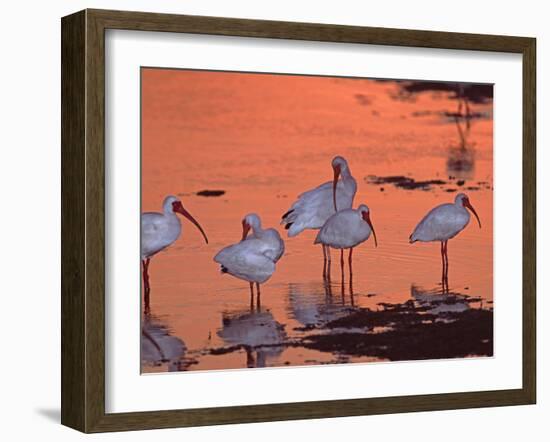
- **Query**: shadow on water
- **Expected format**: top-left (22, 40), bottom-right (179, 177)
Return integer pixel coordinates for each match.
top-left (214, 307), bottom-right (287, 368)
top-left (300, 283), bottom-right (492, 361)
top-left (141, 313), bottom-right (189, 371)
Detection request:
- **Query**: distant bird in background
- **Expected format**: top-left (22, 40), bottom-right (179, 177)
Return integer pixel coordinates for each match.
top-left (315, 204), bottom-right (377, 283)
top-left (281, 156), bottom-right (357, 277)
top-left (214, 213), bottom-right (284, 307)
top-left (141, 196), bottom-right (209, 311)
top-left (409, 193), bottom-right (481, 290)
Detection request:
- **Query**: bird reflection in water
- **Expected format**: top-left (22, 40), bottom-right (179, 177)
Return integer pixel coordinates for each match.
top-left (287, 282), bottom-right (356, 329)
top-left (141, 313), bottom-right (187, 372)
top-left (325, 270), bottom-right (356, 306)
top-left (411, 284), bottom-right (476, 315)
top-left (446, 85), bottom-right (477, 179)
top-left (217, 306), bottom-right (287, 368)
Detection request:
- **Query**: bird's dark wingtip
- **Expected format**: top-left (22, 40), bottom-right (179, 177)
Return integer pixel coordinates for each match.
top-left (281, 209), bottom-right (294, 220)
top-left (221, 266), bottom-right (228, 274)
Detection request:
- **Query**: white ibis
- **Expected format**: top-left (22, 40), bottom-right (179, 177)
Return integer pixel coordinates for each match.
top-left (281, 156), bottom-right (357, 276)
top-left (409, 193), bottom-right (481, 287)
top-left (141, 195), bottom-right (208, 308)
top-left (214, 214), bottom-right (284, 306)
top-left (314, 204), bottom-right (377, 282)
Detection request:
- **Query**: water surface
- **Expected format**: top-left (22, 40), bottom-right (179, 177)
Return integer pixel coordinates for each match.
top-left (140, 69), bottom-right (493, 373)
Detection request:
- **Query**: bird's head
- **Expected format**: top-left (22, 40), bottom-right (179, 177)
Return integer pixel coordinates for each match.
top-left (455, 193), bottom-right (481, 228)
top-left (164, 195), bottom-right (209, 243)
top-left (331, 156), bottom-right (349, 211)
top-left (241, 213), bottom-right (261, 240)
top-left (358, 204), bottom-right (378, 247)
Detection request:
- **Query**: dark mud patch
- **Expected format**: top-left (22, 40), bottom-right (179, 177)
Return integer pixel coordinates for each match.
top-left (303, 304), bottom-right (493, 361)
top-left (354, 93), bottom-right (374, 106)
top-left (366, 175), bottom-right (446, 191)
top-left (196, 189), bottom-right (226, 197)
top-left (442, 111), bottom-right (488, 120)
top-left (411, 110), bottom-right (489, 121)
top-left (397, 81), bottom-right (493, 104)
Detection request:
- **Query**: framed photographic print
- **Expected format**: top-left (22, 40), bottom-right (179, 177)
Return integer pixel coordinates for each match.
top-left (61, 9), bottom-right (536, 433)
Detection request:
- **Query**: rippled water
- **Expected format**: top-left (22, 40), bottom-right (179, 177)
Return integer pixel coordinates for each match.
top-left (140, 69), bottom-right (493, 373)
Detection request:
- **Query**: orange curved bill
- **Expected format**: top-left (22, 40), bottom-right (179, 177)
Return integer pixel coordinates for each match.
top-left (362, 211), bottom-right (378, 247)
top-left (174, 203), bottom-right (209, 244)
top-left (332, 165), bottom-right (341, 212)
top-left (465, 200), bottom-right (482, 228)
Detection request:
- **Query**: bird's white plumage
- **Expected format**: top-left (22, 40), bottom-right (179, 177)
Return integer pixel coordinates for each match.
top-left (242, 214), bottom-right (285, 263)
top-left (282, 156), bottom-right (357, 237)
top-left (141, 196), bottom-right (182, 259)
top-left (410, 194), bottom-right (471, 243)
top-left (214, 214), bottom-right (284, 284)
top-left (315, 204), bottom-right (373, 249)
top-left (214, 240), bottom-right (276, 283)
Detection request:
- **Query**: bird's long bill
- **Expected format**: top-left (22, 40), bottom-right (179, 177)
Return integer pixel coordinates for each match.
top-left (362, 211), bottom-right (378, 247)
top-left (332, 165), bottom-right (341, 212)
top-left (465, 200), bottom-right (482, 228)
top-left (241, 220), bottom-right (251, 241)
top-left (173, 203), bottom-right (209, 243)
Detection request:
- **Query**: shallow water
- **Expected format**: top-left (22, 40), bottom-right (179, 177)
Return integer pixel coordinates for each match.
top-left (140, 69), bottom-right (493, 373)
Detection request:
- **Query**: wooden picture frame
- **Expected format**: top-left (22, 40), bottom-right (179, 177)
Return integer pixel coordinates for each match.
top-left (61, 8), bottom-right (536, 433)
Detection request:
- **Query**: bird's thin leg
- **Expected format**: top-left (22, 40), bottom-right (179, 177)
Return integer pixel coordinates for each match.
top-left (249, 282), bottom-right (254, 311)
top-left (322, 245), bottom-right (328, 279)
top-left (340, 249), bottom-right (345, 281)
top-left (142, 258), bottom-right (150, 290)
top-left (326, 246), bottom-right (332, 281)
top-left (348, 248), bottom-right (353, 279)
top-left (440, 241), bottom-right (446, 292)
top-left (348, 248), bottom-right (354, 303)
top-left (340, 249), bottom-right (345, 300)
top-left (443, 240), bottom-right (449, 292)
top-left (256, 282), bottom-right (261, 310)
top-left (142, 258), bottom-right (151, 314)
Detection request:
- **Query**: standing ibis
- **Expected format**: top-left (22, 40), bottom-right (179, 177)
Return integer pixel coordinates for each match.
top-left (141, 195), bottom-right (208, 310)
top-left (409, 193), bottom-right (481, 289)
top-left (281, 156), bottom-right (357, 277)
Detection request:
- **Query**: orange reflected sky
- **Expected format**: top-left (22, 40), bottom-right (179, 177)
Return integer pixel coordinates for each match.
top-left (141, 68), bottom-right (493, 373)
